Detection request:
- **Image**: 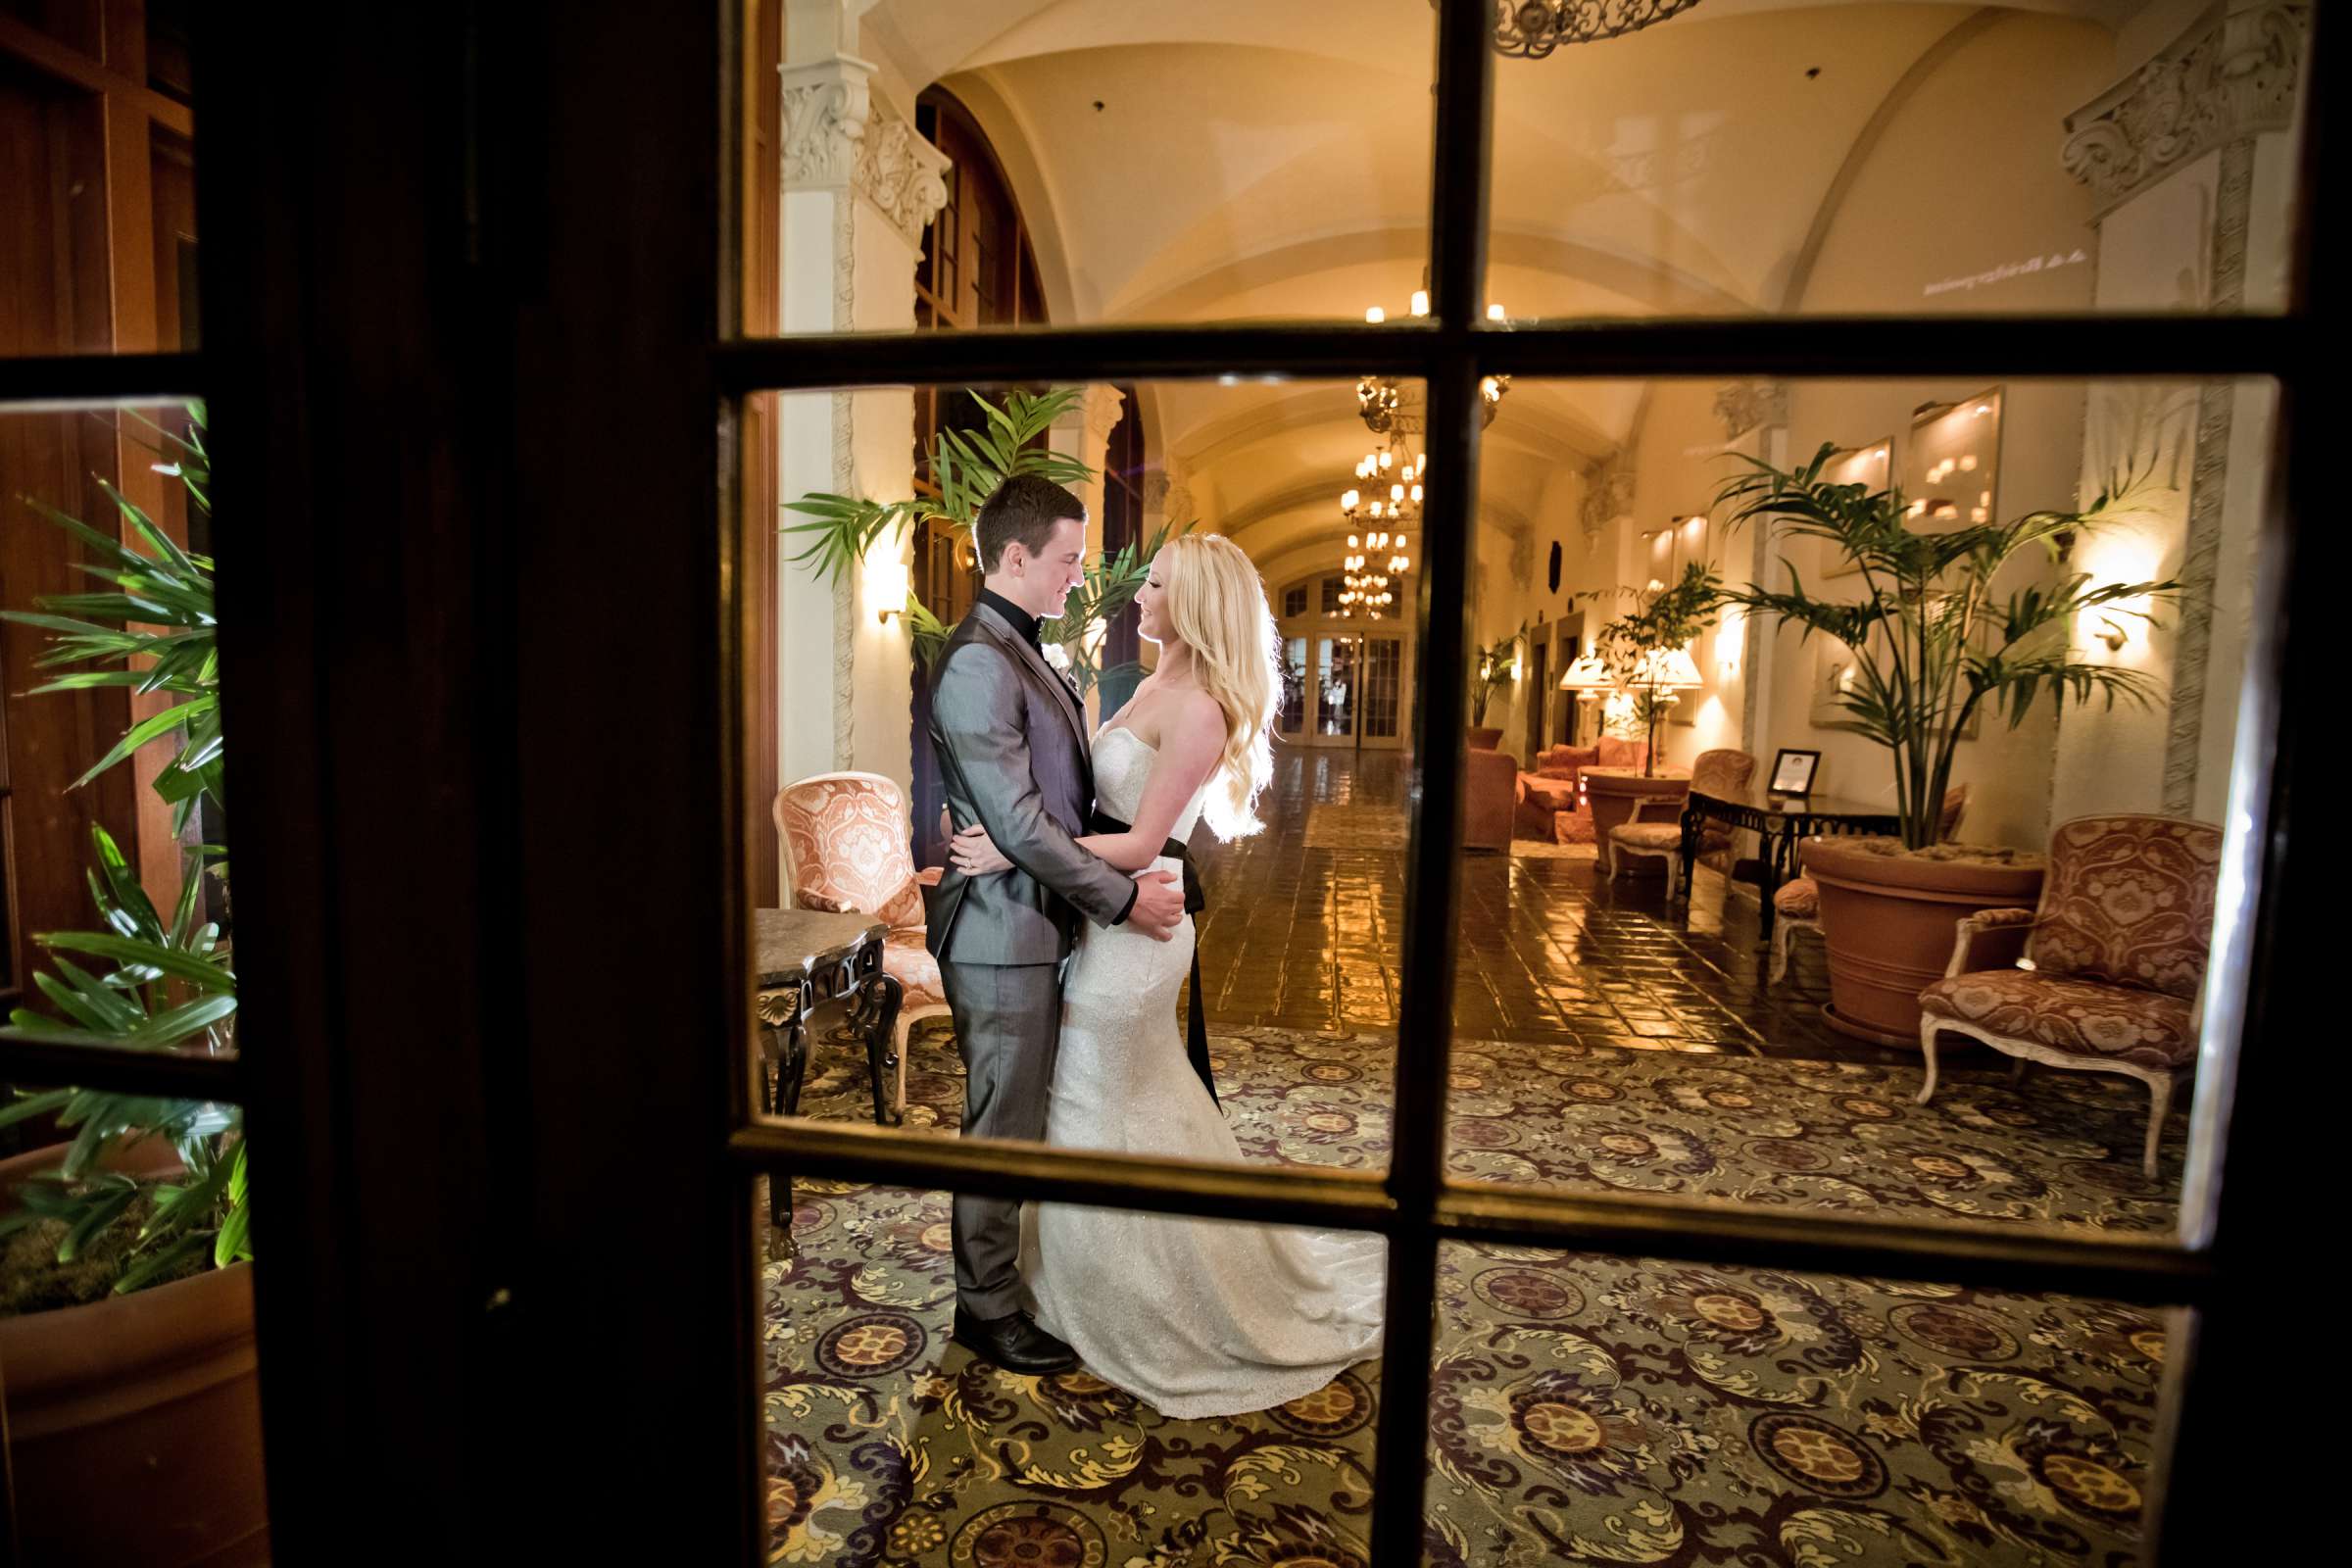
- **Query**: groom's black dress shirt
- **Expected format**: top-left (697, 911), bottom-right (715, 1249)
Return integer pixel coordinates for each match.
top-left (978, 587), bottom-right (1040, 649)
top-left (974, 588), bottom-right (1136, 927)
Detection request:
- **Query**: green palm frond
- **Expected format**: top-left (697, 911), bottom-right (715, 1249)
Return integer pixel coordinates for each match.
top-left (1714, 440), bottom-right (2182, 846)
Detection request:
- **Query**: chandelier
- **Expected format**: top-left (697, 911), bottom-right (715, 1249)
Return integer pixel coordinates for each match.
top-left (1357, 286), bottom-right (1510, 435)
top-left (1337, 444), bottom-right (1422, 620)
top-left (1480, 1), bottom-right (1708, 59)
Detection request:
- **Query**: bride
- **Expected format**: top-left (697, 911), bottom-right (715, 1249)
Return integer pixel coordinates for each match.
top-left (950, 532), bottom-right (1386, 1417)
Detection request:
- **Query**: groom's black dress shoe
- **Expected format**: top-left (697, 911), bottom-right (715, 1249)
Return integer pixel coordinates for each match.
top-left (954, 1307), bottom-right (1079, 1374)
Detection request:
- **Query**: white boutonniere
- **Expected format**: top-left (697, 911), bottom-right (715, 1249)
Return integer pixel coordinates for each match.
top-left (1040, 639), bottom-right (1081, 696)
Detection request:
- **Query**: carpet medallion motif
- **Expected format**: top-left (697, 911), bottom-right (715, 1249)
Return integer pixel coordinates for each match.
top-left (768, 1023), bottom-right (2174, 1565)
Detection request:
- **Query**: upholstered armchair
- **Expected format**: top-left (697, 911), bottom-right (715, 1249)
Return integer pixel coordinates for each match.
top-left (1770, 785), bottom-right (1970, 983)
top-left (775, 771), bottom-right (952, 1114)
top-left (1463, 746), bottom-right (1519, 853)
top-left (1915, 813), bottom-right (2224, 1177)
top-left (1608, 748), bottom-right (1755, 895)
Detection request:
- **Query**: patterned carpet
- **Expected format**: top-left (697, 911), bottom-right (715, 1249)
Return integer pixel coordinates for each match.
top-left (768, 1023), bottom-right (2177, 1565)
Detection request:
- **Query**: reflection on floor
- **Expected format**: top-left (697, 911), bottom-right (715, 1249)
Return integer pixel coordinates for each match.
top-left (1192, 748), bottom-right (1890, 1062)
top-left (771, 1022), bottom-right (2175, 1564)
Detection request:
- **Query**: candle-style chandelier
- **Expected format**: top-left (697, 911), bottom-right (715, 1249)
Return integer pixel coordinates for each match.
top-left (1337, 443), bottom-right (1422, 620)
top-left (1357, 282), bottom-right (1511, 436)
top-left (1463, 1), bottom-right (1709, 60)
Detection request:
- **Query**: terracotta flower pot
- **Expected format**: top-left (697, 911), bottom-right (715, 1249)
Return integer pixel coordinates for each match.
top-left (0, 1143), bottom-right (269, 1567)
top-left (1802, 836), bottom-right (2045, 1048)
top-left (1465, 727), bottom-right (1504, 750)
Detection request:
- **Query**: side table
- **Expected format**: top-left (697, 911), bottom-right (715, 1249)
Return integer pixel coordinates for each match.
top-left (755, 908), bottom-right (904, 1244)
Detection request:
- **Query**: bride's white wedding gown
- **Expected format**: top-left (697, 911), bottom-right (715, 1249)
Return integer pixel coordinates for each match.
top-left (1022, 724), bottom-right (1387, 1418)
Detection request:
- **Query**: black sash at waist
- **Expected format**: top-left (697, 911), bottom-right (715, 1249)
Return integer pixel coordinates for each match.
top-left (1090, 807), bottom-right (1219, 1109)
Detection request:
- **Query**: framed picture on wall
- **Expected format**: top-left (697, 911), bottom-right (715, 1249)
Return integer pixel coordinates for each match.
top-left (1821, 439), bottom-right (1892, 579)
top-left (1903, 387), bottom-right (2004, 535)
top-left (1807, 631), bottom-right (1981, 738)
top-left (1769, 747), bottom-right (1821, 796)
top-left (1808, 637), bottom-right (1863, 728)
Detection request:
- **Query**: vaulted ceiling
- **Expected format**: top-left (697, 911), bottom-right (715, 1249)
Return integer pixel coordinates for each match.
top-left (856, 0), bottom-right (2131, 571)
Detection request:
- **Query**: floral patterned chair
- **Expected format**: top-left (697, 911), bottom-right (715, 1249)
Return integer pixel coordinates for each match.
top-left (1770, 785), bottom-right (1970, 983)
top-left (775, 771), bottom-right (950, 1115)
top-left (1915, 813), bottom-right (2224, 1176)
top-left (1607, 748), bottom-right (1755, 896)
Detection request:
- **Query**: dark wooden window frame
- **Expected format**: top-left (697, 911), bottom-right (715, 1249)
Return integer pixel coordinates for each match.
top-left (0, 2), bottom-right (2329, 1559)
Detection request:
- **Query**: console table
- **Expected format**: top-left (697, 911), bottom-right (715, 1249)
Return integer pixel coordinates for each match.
top-left (1677, 788), bottom-right (1901, 944)
top-left (755, 908), bottom-right (903, 1238)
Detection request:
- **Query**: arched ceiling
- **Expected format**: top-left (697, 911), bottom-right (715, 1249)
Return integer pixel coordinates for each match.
top-left (854, 0), bottom-right (2132, 573)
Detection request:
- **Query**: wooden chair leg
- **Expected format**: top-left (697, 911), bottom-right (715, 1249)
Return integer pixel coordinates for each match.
top-left (1916, 1022), bottom-right (1943, 1104)
top-left (892, 1012), bottom-right (913, 1115)
top-left (1768, 920), bottom-right (1790, 983)
top-left (2141, 1071), bottom-right (2175, 1178)
top-left (2010, 1055), bottom-right (2030, 1085)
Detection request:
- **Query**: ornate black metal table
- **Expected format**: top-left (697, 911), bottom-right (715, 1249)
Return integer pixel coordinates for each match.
top-left (1677, 788), bottom-right (1901, 945)
top-left (755, 908), bottom-right (903, 1237)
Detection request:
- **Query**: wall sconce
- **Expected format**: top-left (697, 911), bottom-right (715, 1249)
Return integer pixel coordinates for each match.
top-left (1716, 607), bottom-right (1743, 676)
top-left (2095, 614), bottom-right (2129, 652)
top-left (865, 555), bottom-right (911, 625)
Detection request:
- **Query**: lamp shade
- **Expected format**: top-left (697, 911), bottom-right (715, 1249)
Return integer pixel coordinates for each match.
top-left (1557, 651), bottom-right (1614, 692)
top-left (1634, 645), bottom-right (1705, 692)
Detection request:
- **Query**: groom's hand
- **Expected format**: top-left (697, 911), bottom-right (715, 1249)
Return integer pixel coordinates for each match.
top-left (1126, 869), bottom-right (1184, 942)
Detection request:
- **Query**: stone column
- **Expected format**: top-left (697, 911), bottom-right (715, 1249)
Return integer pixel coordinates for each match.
top-left (2054, 2), bottom-right (2307, 822)
top-left (773, 48), bottom-right (948, 826)
top-left (1713, 379), bottom-right (1788, 756)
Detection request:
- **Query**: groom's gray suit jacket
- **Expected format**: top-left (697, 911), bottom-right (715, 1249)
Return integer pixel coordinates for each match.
top-left (925, 598), bottom-right (1136, 1318)
top-left (924, 599), bottom-right (1134, 961)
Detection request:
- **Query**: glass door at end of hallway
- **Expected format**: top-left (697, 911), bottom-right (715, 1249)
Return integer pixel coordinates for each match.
top-left (1277, 632), bottom-right (1405, 750)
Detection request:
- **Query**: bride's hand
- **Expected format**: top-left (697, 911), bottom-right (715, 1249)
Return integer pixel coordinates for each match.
top-left (950, 823), bottom-right (1011, 875)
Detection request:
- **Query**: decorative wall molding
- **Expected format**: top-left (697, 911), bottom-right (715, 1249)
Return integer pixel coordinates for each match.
top-left (2162, 137), bottom-right (2257, 814)
top-left (1579, 459), bottom-right (1634, 544)
top-left (1713, 380), bottom-right (1788, 442)
top-left (779, 55), bottom-right (875, 190)
top-left (2061, 3), bottom-right (2309, 218)
top-left (855, 96), bottom-right (951, 246)
top-left (1081, 382), bottom-right (1127, 449)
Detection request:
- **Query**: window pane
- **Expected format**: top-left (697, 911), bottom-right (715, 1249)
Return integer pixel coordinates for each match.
top-left (757, 377), bottom-right (1426, 1171)
top-left (1427, 1239), bottom-right (2181, 1563)
top-left (3, 1081), bottom-right (264, 1562)
top-left (2, 402), bottom-right (219, 1016)
top-left (760, 6), bottom-right (1432, 333)
top-left (1457, 374), bottom-right (2272, 1242)
top-left (1483, 4), bottom-right (2307, 320)
top-left (761, 1178), bottom-right (1386, 1561)
top-left (3, 10), bottom-right (202, 360)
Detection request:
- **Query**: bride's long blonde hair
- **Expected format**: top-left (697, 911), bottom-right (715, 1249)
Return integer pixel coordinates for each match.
top-left (1157, 533), bottom-right (1279, 840)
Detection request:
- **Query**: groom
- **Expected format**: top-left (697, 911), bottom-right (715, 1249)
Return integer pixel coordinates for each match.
top-left (926, 474), bottom-right (1186, 1374)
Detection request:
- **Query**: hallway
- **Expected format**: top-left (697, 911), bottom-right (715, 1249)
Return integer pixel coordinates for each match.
top-left (1190, 745), bottom-right (1889, 1062)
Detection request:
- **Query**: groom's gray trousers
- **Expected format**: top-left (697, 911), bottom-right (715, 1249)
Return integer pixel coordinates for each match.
top-left (924, 602), bottom-right (1139, 1321)
top-left (936, 959), bottom-right (1063, 1318)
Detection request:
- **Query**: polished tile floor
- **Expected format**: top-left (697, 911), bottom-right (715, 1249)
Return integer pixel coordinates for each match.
top-left (1192, 746), bottom-right (1907, 1063)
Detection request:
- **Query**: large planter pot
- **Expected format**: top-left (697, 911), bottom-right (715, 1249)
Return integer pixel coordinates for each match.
top-left (0, 1144), bottom-right (269, 1567)
top-left (1583, 765), bottom-right (1690, 875)
top-left (1803, 836), bottom-right (2045, 1049)
top-left (1466, 727), bottom-right (1504, 750)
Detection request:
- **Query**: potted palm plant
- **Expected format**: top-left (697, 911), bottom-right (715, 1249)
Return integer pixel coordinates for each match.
top-left (1712, 442), bottom-right (2178, 1045)
top-left (1586, 564), bottom-right (1722, 777)
top-left (0, 407), bottom-right (263, 1565)
top-left (1467, 622), bottom-right (1525, 748)
top-left (786, 386), bottom-right (1178, 699)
